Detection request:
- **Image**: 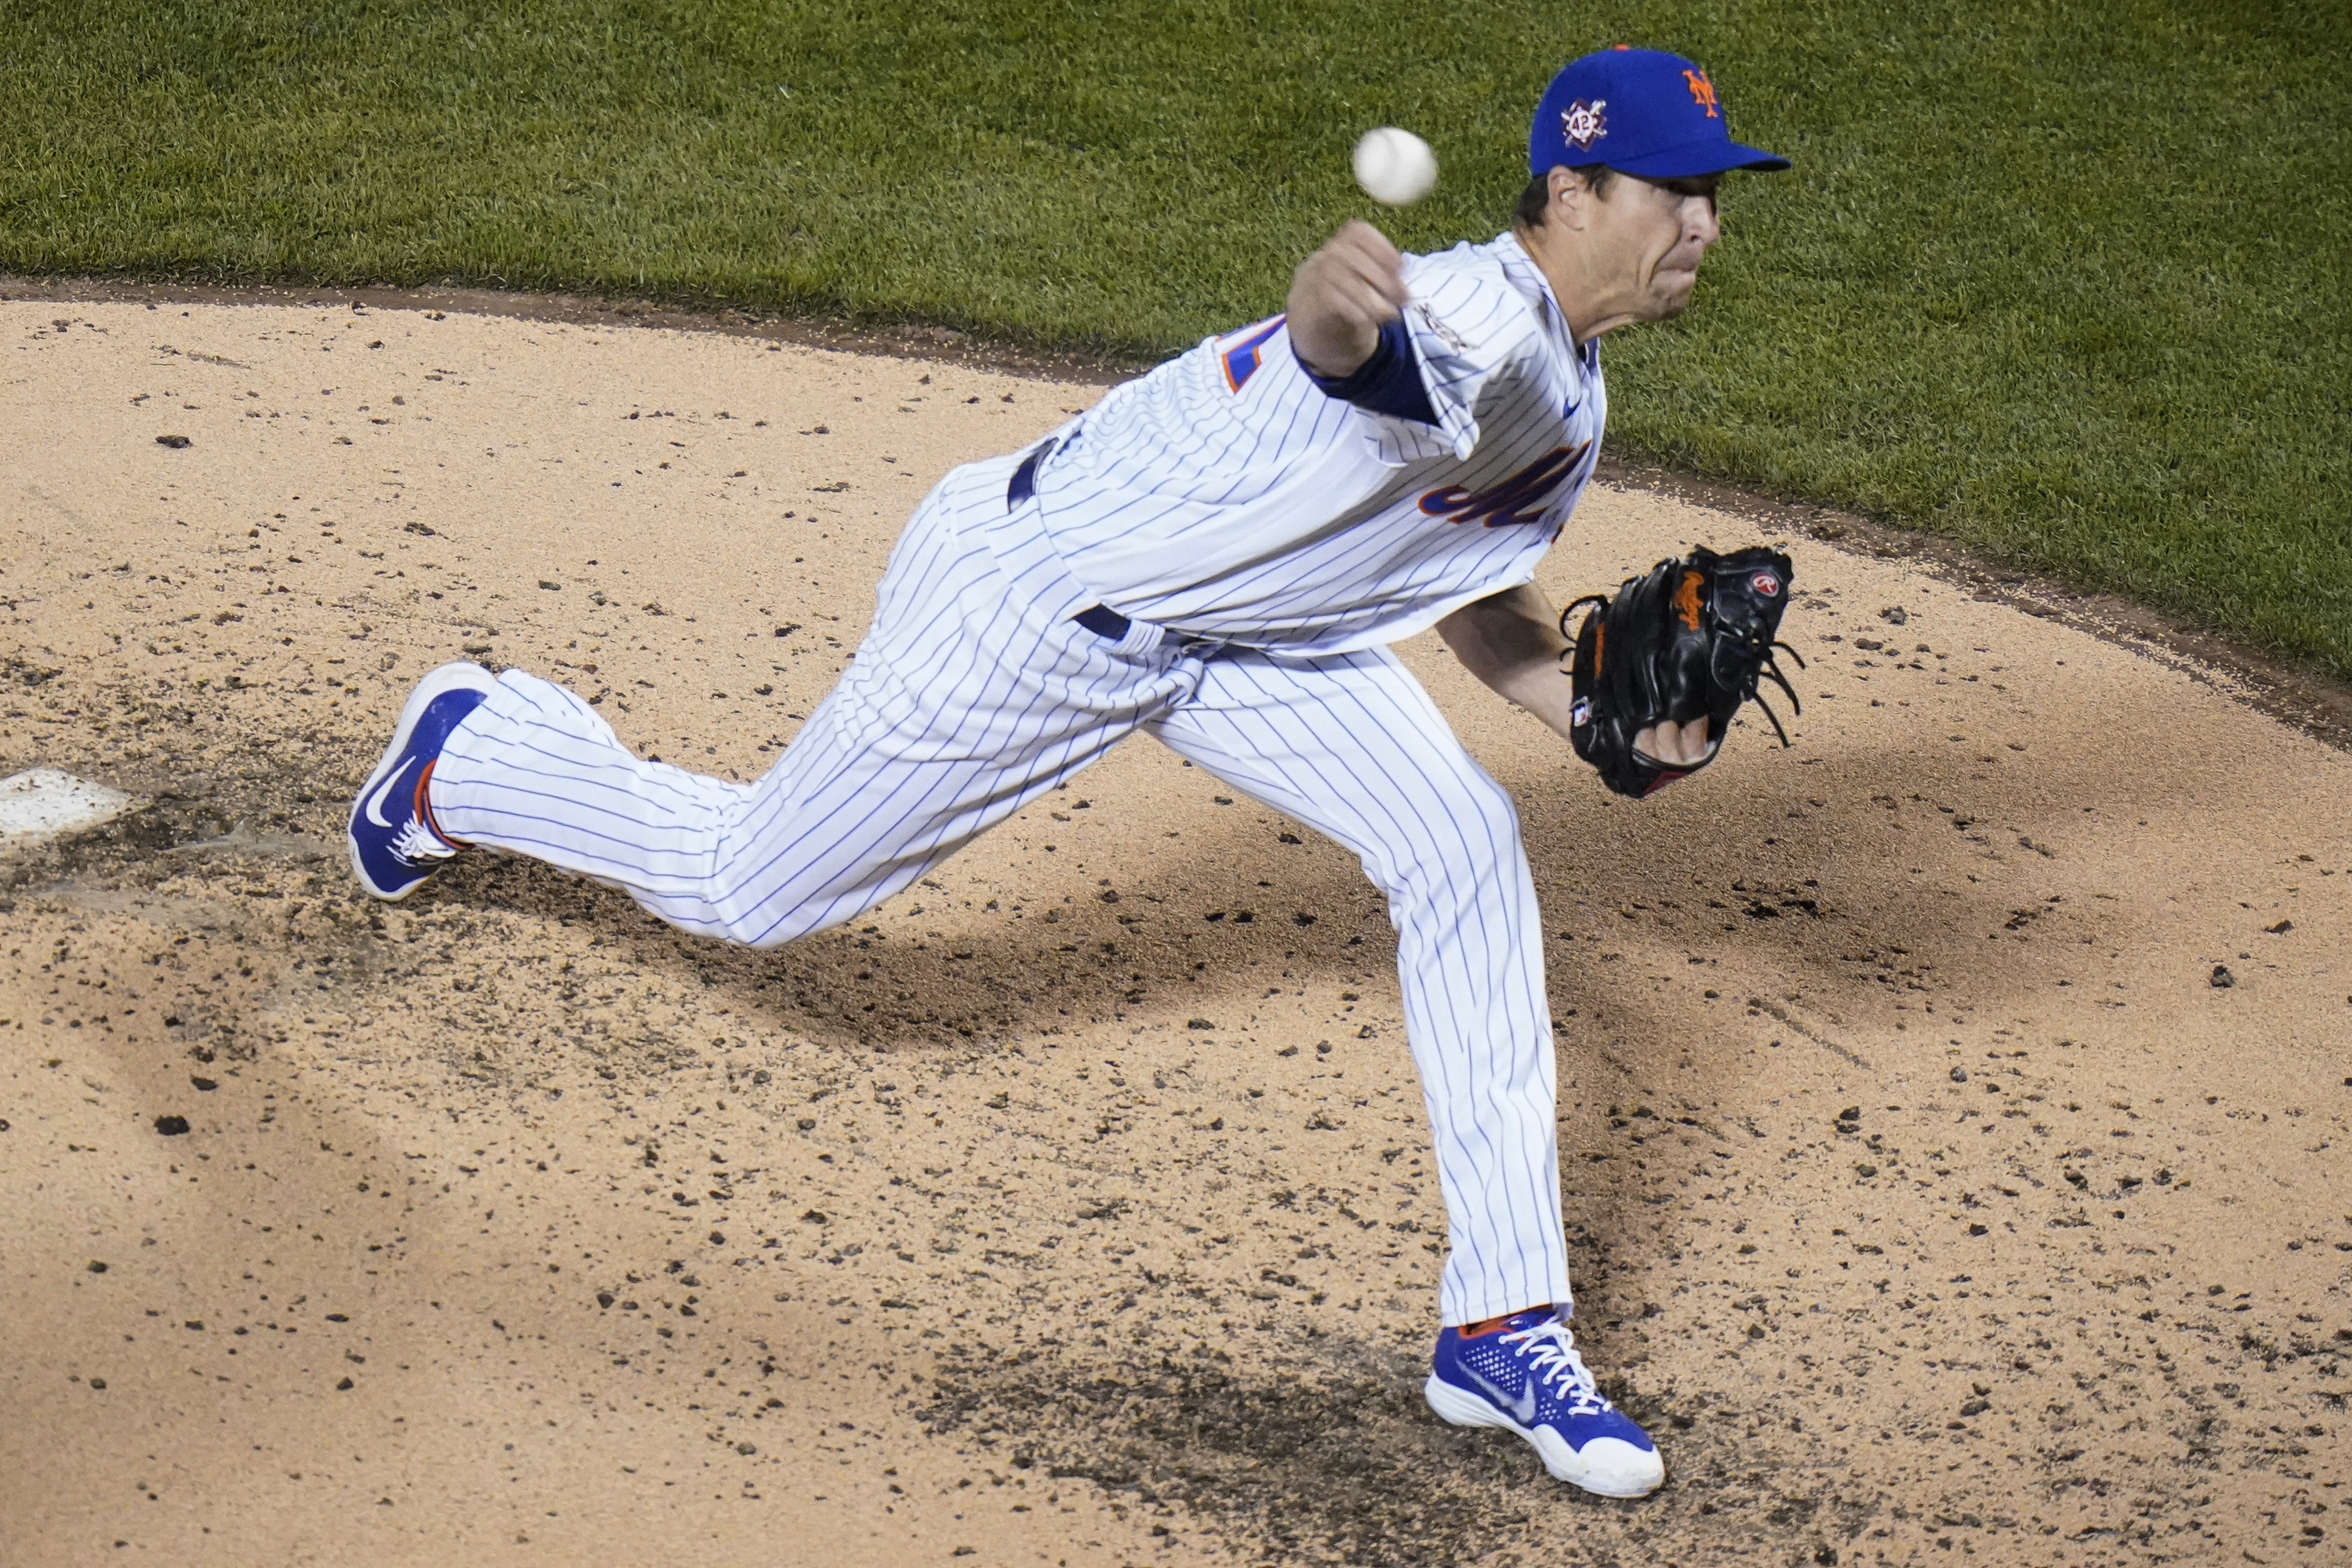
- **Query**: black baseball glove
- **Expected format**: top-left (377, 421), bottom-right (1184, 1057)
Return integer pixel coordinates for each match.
top-left (1560, 545), bottom-right (1805, 799)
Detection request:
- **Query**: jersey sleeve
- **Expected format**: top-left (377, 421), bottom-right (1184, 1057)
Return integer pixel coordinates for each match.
top-left (1396, 258), bottom-right (1550, 463)
top-left (1292, 317), bottom-right (1439, 426)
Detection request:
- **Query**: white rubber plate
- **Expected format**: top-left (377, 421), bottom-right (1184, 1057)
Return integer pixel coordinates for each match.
top-left (0, 768), bottom-right (136, 851)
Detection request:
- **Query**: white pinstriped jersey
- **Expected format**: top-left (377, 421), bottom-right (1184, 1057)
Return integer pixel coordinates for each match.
top-left (422, 234), bottom-right (1596, 1329)
top-left (1028, 231), bottom-right (1605, 655)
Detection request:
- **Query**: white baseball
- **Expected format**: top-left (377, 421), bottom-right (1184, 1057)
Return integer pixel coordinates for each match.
top-left (1351, 127), bottom-right (1437, 207)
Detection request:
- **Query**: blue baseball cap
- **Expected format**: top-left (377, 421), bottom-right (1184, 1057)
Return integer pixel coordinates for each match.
top-left (1530, 47), bottom-right (1789, 178)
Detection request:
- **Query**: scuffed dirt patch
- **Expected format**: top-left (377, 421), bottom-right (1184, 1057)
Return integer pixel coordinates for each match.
top-left (917, 1336), bottom-right (1884, 1568)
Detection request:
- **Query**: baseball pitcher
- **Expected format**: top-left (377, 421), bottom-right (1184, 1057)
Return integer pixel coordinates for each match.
top-left (349, 47), bottom-right (1791, 1497)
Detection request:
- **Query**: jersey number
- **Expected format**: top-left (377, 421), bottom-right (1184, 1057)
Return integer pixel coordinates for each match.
top-left (1218, 315), bottom-right (1286, 392)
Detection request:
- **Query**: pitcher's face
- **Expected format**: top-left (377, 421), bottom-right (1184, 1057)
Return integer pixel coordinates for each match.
top-left (1592, 173), bottom-right (1723, 322)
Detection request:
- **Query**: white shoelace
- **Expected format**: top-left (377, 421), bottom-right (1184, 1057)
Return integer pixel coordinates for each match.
top-left (1498, 1317), bottom-right (1612, 1416)
top-left (391, 818), bottom-right (456, 866)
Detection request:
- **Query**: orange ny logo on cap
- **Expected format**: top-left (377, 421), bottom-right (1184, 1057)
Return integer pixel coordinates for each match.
top-left (1683, 68), bottom-right (1720, 118)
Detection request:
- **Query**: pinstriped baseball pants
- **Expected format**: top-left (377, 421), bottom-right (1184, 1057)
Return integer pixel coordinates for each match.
top-left (431, 451), bottom-right (1570, 1325)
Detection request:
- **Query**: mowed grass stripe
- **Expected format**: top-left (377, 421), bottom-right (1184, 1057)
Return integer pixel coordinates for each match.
top-left (3, 1), bottom-right (2347, 675)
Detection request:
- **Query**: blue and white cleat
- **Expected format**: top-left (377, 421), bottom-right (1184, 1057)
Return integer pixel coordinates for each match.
top-left (347, 662), bottom-right (496, 900)
top-left (1426, 1307), bottom-right (1666, 1497)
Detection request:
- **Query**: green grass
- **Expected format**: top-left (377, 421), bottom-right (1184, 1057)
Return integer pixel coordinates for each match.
top-left (4, 1), bottom-right (2348, 676)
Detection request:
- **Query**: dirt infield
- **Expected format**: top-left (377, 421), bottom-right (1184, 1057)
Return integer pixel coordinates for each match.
top-left (4, 296), bottom-right (2348, 1567)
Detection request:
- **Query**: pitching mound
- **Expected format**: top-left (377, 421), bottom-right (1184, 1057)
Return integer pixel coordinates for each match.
top-left (3, 296), bottom-right (2347, 1566)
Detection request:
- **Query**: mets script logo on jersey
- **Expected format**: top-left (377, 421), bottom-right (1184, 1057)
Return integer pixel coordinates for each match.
top-left (1561, 99), bottom-right (1608, 151)
top-left (1417, 441), bottom-right (1591, 528)
top-left (1683, 69), bottom-right (1719, 118)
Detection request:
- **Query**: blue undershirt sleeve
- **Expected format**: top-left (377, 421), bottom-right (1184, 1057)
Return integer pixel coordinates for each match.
top-left (1295, 315), bottom-right (1439, 426)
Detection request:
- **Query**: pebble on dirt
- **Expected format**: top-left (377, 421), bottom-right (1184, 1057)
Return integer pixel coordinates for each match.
top-left (152, 1114), bottom-right (190, 1135)
top-left (2210, 965), bottom-right (2236, 988)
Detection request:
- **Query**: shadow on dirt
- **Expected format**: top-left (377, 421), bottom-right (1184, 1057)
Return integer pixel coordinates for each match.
top-left (9, 726), bottom-right (2142, 1098)
top-left (921, 1332), bottom-right (1546, 1565)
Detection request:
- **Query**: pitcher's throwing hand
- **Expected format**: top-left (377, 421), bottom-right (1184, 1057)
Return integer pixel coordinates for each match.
top-left (1287, 220), bottom-right (1410, 378)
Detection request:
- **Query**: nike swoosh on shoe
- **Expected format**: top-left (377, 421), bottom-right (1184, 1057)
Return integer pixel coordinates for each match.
top-left (1467, 1368), bottom-right (1538, 1426)
top-left (365, 757), bottom-right (416, 829)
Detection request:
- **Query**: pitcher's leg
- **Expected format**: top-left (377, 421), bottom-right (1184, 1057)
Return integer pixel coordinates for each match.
top-left (428, 670), bottom-right (762, 932)
top-left (1149, 646), bottom-right (1568, 1325)
top-left (425, 470), bottom-right (1196, 945)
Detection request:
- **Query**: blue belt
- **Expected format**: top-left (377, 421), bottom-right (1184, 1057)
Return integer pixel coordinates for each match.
top-left (1009, 439), bottom-right (1131, 642)
top-left (1072, 602), bottom-right (1133, 639)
